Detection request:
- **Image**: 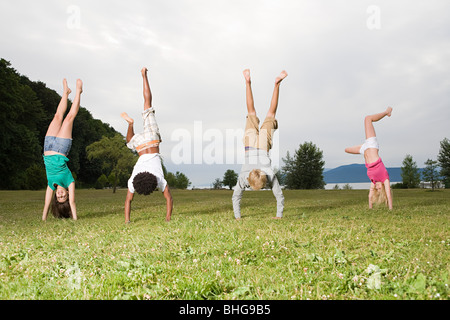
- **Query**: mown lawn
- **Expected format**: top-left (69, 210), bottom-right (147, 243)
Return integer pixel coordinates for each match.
top-left (0, 188), bottom-right (448, 300)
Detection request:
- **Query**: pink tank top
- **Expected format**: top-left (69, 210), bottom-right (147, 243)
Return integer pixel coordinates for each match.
top-left (366, 158), bottom-right (389, 183)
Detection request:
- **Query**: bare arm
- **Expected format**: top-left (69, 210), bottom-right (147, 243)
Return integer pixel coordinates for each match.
top-left (68, 182), bottom-right (77, 220)
top-left (124, 190), bottom-right (134, 223)
top-left (271, 176), bottom-right (284, 218)
top-left (42, 186), bottom-right (53, 221)
top-left (384, 180), bottom-right (393, 210)
top-left (368, 183), bottom-right (374, 209)
top-left (163, 186), bottom-right (173, 222)
top-left (232, 178), bottom-right (245, 219)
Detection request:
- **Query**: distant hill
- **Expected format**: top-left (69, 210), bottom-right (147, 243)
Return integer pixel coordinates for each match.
top-left (323, 163), bottom-right (423, 183)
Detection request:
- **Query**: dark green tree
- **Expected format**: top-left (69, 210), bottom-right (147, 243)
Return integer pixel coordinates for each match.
top-left (0, 58), bottom-right (118, 190)
top-left (0, 59), bottom-right (44, 189)
top-left (222, 169), bottom-right (238, 190)
top-left (86, 133), bottom-right (137, 193)
top-left (94, 174), bottom-right (109, 189)
top-left (282, 142), bottom-right (325, 189)
top-left (401, 154), bottom-right (421, 188)
top-left (165, 171), bottom-right (191, 189)
top-left (437, 138), bottom-right (450, 188)
top-left (212, 178), bottom-right (223, 190)
top-left (165, 172), bottom-right (177, 189)
top-left (422, 159), bottom-right (440, 191)
top-left (174, 171), bottom-right (191, 189)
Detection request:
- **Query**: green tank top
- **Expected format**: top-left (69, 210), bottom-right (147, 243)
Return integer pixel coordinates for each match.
top-left (43, 154), bottom-right (75, 190)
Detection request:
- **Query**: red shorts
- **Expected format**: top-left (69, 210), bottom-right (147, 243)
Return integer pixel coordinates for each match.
top-left (366, 158), bottom-right (389, 183)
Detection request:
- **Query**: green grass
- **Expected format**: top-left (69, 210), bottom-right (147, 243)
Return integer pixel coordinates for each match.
top-left (0, 188), bottom-right (448, 300)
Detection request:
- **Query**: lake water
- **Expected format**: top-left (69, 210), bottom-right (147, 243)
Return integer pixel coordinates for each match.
top-left (325, 182), bottom-right (401, 190)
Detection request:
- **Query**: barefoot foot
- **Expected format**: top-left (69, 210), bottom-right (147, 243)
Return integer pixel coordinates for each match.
top-left (63, 79), bottom-right (71, 96)
top-left (121, 112), bottom-right (134, 125)
top-left (142, 67), bottom-right (148, 77)
top-left (275, 70), bottom-right (288, 84)
top-left (76, 79), bottom-right (83, 94)
top-left (386, 107), bottom-right (393, 117)
top-left (243, 69), bottom-right (251, 83)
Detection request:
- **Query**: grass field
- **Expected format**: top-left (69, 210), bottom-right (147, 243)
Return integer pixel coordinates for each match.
top-left (0, 188), bottom-right (448, 300)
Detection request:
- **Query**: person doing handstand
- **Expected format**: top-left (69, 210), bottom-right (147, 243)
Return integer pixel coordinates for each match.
top-left (232, 69), bottom-right (287, 220)
top-left (42, 79), bottom-right (83, 220)
top-left (345, 107), bottom-right (393, 209)
top-left (121, 67), bottom-right (173, 223)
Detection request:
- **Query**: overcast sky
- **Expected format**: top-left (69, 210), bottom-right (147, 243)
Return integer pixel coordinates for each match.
top-left (1, 0), bottom-right (449, 187)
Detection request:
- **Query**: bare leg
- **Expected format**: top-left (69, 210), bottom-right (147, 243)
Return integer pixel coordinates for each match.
top-left (345, 144), bottom-right (363, 154)
top-left (243, 69), bottom-right (256, 115)
top-left (45, 79), bottom-right (71, 137)
top-left (142, 67), bottom-right (152, 110)
top-left (57, 79), bottom-right (83, 139)
top-left (364, 107), bottom-right (393, 139)
top-left (267, 70), bottom-right (288, 118)
top-left (121, 112), bottom-right (135, 143)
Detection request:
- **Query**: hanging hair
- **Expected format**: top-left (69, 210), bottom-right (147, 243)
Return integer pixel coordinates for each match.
top-left (51, 192), bottom-right (72, 219)
top-left (133, 172), bottom-right (158, 195)
top-left (371, 186), bottom-right (390, 207)
top-left (248, 169), bottom-right (267, 191)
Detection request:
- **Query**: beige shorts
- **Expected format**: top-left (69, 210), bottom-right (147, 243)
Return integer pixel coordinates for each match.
top-left (127, 107), bottom-right (162, 153)
top-left (243, 114), bottom-right (278, 151)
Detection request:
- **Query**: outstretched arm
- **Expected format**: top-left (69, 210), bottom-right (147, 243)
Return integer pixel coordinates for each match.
top-left (68, 182), bottom-right (77, 220)
top-left (163, 186), bottom-right (173, 222)
top-left (42, 186), bottom-right (53, 221)
top-left (124, 190), bottom-right (134, 223)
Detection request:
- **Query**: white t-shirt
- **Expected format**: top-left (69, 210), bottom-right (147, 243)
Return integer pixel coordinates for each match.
top-left (128, 153), bottom-right (167, 193)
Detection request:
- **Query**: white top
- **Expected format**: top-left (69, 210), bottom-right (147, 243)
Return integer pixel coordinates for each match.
top-left (128, 153), bottom-right (167, 193)
top-left (232, 149), bottom-right (284, 218)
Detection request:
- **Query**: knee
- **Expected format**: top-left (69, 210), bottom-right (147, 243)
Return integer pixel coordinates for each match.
top-left (64, 112), bottom-right (76, 123)
top-left (53, 113), bottom-right (64, 123)
top-left (364, 115), bottom-right (373, 124)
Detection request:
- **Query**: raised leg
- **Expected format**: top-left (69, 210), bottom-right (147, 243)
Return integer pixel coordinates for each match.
top-left (45, 79), bottom-right (71, 137)
top-left (243, 69), bottom-right (256, 116)
top-left (57, 79), bottom-right (83, 139)
top-left (266, 70), bottom-right (288, 118)
top-left (121, 112), bottom-right (135, 143)
top-left (364, 107), bottom-right (392, 139)
top-left (142, 67), bottom-right (152, 110)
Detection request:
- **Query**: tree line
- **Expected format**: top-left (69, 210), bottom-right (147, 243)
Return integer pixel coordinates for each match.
top-left (214, 138), bottom-right (450, 191)
top-left (397, 138), bottom-right (450, 190)
top-left (213, 141), bottom-right (327, 190)
top-left (0, 58), bottom-right (191, 191)
top-left (0, 58), bottom-right (118, 189)
top-left (2, 58), bottom-right (447, 191)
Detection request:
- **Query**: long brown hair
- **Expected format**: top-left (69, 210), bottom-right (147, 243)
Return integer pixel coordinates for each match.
top-left (51, 192), bottom-right (72, 219)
